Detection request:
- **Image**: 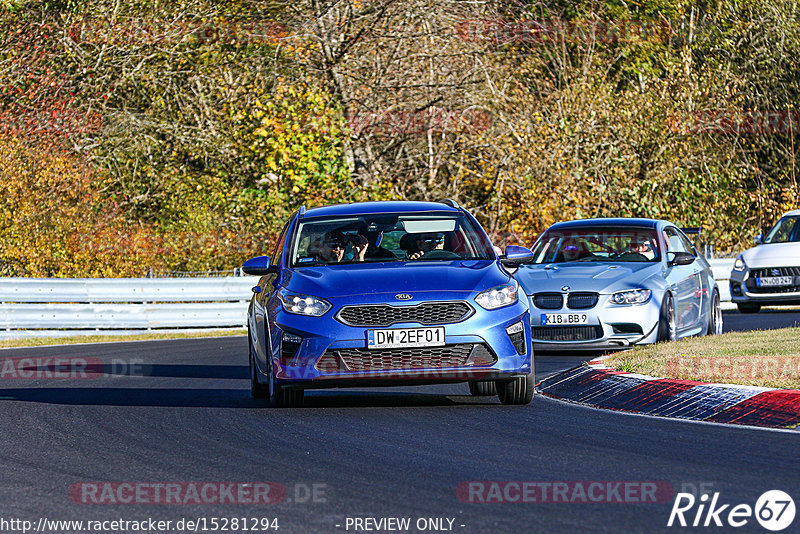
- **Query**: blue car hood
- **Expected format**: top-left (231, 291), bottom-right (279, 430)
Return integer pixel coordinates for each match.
top-left (282, 260), bottom-right (509, 298)
top-left (515, 262), bottom-right (663, 295)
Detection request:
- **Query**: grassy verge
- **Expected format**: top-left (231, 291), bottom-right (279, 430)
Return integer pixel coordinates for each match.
top-left (604, 328), bottom-right (800, 389)
top-left (0, 329), bottom-right (247, 349)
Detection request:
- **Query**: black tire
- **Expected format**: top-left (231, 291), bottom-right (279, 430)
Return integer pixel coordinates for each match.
top-left (737, 302), bottom-right (761, 314)
top-left (249, 333), bottom-right (268, 399)
top-left (496, 374), bottom-right (534, 405)
top-left (707, 290), bottom-right (723, 335)
top-left (268, 357), bottom-right (304, 408)
top-left (468, 380), bottom-right (497, 396)
top-left (656, 293), bottom-right (677, 342)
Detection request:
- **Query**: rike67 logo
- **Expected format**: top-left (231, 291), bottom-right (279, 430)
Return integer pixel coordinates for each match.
top-left (668, 490), bottom-right (796, 531)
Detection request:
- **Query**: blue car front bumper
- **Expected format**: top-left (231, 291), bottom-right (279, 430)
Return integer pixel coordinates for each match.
top-left (264, 293), bottom-right (531, 388)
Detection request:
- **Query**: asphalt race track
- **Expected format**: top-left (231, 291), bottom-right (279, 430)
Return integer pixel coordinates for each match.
top-left (1, 310), bottom-right (799, 533)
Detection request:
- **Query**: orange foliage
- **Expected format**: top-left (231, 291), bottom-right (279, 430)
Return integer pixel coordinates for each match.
top-left (0, 136), bottom-right (163, 276)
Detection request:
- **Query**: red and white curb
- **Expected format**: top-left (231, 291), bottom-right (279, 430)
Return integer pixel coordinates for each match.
top-left (537, 358), bottom-right (800, 428)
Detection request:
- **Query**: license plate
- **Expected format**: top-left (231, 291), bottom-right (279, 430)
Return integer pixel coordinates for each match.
top-left (367, 327), bottom-right (445, 349)
top-left (757, 276), bottom-right (793, 287)
top-left (541, 313), bottom-right (588, 326)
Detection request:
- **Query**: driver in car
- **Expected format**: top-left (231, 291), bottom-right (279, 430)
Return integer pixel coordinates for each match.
top-left (629, 238), bottom-right (655, 260)
top-left (407, 232), bottom-right (445, 260)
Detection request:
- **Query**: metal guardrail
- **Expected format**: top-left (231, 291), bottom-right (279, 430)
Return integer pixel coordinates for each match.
top-left (0, 260), bottom-right (739, 339)
top-left (0, 277), bottom-right (255, 303)
top-left (709, 259), bottom-right (735, 305)
top-left (0, 277), bottom-right (257, 339)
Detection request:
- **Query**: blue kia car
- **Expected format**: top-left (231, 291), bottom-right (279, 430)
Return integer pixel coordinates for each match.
top-left (242, 200), bottom-right (534, 407)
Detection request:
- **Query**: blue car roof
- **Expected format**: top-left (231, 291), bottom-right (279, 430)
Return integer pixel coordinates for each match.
top-left (548, 218), bottom-right (662, 230)
top-left (302, 201), bottom-right (460, 219)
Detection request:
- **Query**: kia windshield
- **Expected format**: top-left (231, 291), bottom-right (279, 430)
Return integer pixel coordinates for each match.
top-left (290, 213), bottom-right (495, 266)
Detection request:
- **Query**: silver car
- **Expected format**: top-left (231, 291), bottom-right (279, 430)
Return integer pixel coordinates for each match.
top-left (730, 209), bottom-right (800, 313)
top-left (514, 218), bottom-right (722, 351)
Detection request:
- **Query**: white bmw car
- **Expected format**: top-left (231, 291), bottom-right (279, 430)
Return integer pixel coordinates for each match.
top-left (730, 209), bottom-right (800, 313)
top-left (514, 218), bottom-right (721, 351)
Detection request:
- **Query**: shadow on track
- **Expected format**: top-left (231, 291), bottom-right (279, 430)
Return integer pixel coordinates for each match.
top-left (0, 387), bottom-right (259, 408)
top-left (0, 387), bottom-right (500, 408)
top-left (723, 309), bottom-right (800, 332)
top-left (105, 364), bottom-right (248, 379)
top-left (300, 390), bottom-right (499, 408)
top-left (3, 363), bottom-right (248, 380)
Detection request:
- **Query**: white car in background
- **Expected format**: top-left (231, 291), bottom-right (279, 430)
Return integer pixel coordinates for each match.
top-left (730, 210), bottom-right (800, 313)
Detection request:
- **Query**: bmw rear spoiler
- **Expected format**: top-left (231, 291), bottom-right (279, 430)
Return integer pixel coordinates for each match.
top-left (681, 227), bottom-right (702, 236)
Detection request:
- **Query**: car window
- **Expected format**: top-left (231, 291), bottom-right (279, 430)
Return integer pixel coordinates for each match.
top-left (764, 216), bottom-right (800, 243)
top-left (290, 212), bottom-right (495, 266)
top-left (530, 227), bottom-right (660, 263)
top-left (272, 218), bottom-right (293, 268)
top-left (676, 229), bottom-right (697, 255)
top-left (663, 227), bottom-right (691, 254)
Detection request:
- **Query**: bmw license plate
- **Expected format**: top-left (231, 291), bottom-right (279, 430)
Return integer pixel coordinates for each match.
top-left (367, 327), bottom-right (445, 349)
top-left (541, 313), bottom-right (588, 326)
top-left (757, 276), bottom-right (793, 287)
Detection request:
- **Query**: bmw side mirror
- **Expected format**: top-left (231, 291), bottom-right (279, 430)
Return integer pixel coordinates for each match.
top-left (500, 245), bottom-right (534, 266)
top-left (754, 234), bottom-right (763, 245)
top-left (667, 252), bottom-right (695, 266)
top-left (242, 255), bottom-right (275, 276)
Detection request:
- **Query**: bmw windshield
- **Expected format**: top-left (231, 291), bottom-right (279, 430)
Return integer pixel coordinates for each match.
top-left (290, 212), bottom-right (495, 266)
top-left (530, 227), bottom-right (661, 264)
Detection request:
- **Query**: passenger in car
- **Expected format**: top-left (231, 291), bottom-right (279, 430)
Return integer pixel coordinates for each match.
top-left (313, 230), bottom-right (369, 263)
top-left (558, 242), bottom-right (592, 262)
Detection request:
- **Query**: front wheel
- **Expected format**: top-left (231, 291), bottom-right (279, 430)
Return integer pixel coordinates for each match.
top-left (268, 358), bottom-right (304, 408)
top-left (496, 374), bottom-right (534, 405)
top-left (737, 302), bottom-right (761, 314)
top-left (656, 293), bottom-right (677, 342)
top-left (468, 380), bottom-right (497, 396)
top-left (249, 333), bottom-right (268, 399)
top-left (707, 290), bottom-right (723, 335)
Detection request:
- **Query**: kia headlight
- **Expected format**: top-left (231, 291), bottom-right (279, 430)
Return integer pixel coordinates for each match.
top-left (277, 289), bottom-right (332, 316)
top-left (476, 283), bottom-right (518, 310)
top-left (610, 288), bottom-right (652, 305)
top-left (733, 256), bottom-right (746, 272)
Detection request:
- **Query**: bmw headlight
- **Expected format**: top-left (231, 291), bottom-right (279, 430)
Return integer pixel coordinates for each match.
top-left (277, 289), bottom-right (332, 316)
top-left (610, 288), bottom-right (652, 305)
top-left (475, 283), bottom-right (518, 310)
top-left (733, 256), bottom-right (746, 272)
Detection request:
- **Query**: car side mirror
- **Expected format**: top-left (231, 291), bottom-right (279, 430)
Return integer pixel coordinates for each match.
top-left (667, 251), bottom-right (695, 266)
top-left (754, 234), bottom-right (763, 245)
top-left (500, 245), bottom-right (534, 266)
top-left (242, 255), bottom-right (276, 276)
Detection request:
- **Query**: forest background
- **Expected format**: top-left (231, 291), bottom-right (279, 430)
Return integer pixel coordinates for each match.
top-left (1, 0), bottom-right (798, 276)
